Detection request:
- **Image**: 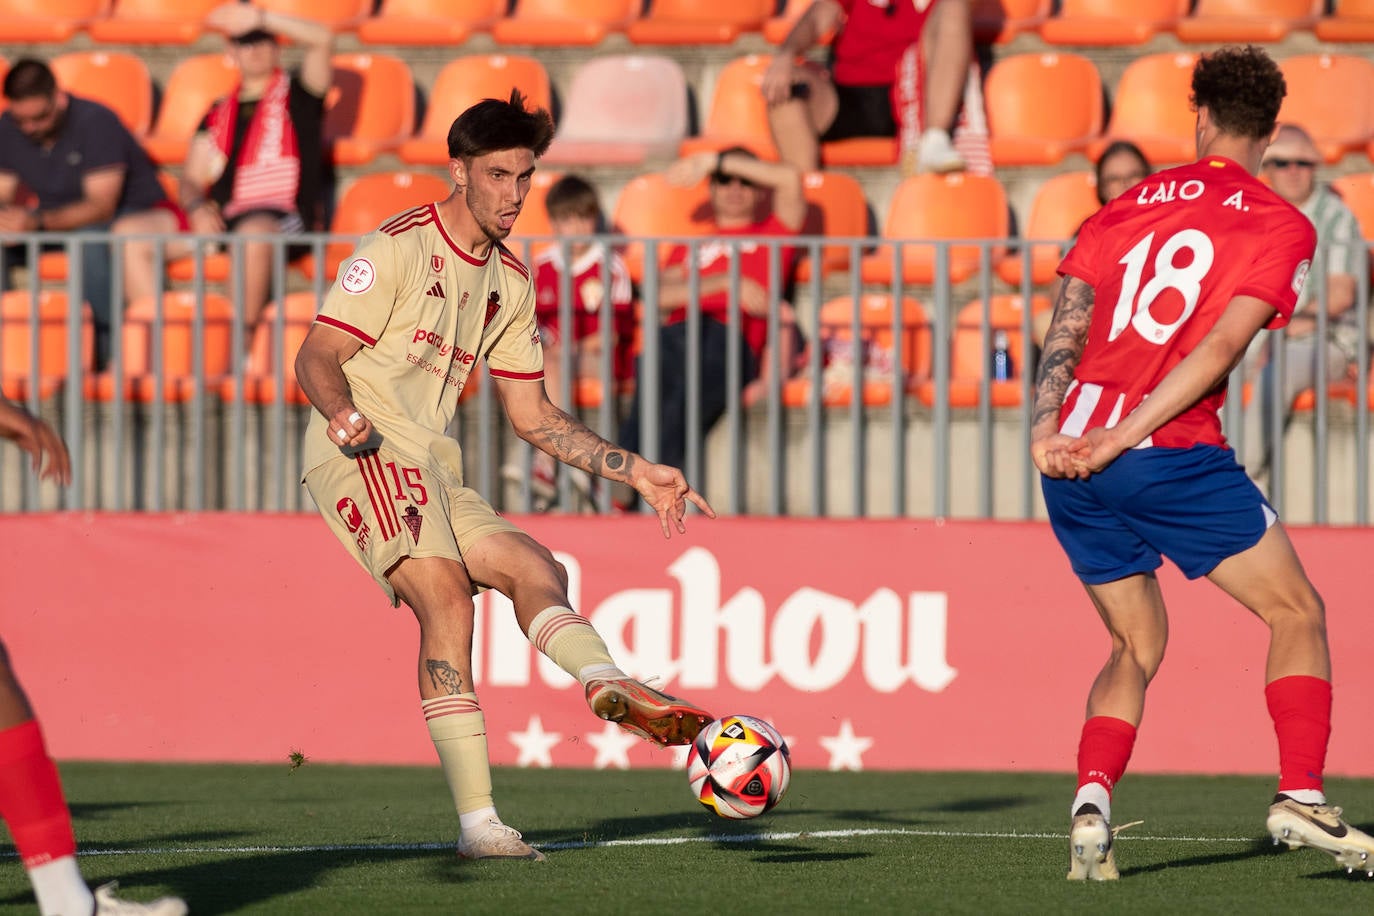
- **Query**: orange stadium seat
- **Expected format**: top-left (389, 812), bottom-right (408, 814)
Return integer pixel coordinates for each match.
top-left (397, 55), bottom-right (551, 166)
top-left (1087, 52), bottom-right (1198, 166)
top-left (1039, 0), bottom-right (1188, 46)
top-left (859, 173), bottom-right (1010, 287)
top-left (785, 294), bottom-right (930, 408)
top-left (543, 55), bottom-right (688, 166)
top-left (255, 0), bottom-right (370, 29)
top-left (1277, 54), bottom-right (1374, 165)
top-left (763, 0), bottom-right (824, 45)
top-left (624, 0), bottom-right (772, 45)
top-left (679, 55), bottom-right (779, 160)
top-left (143, 54), bottom-right (239, 165)
top-left (221, 292), bottom-right (318, 405)
top-left (51, 51), bottom-right (153, 136)
top-left (996, 171), bottom-right (1099, 288)
top-left (357, 0), bottom-right (502, 45)
top-left (1315, 0), bottom-right (1374, 41)
top-left (0, 291), bottom-right (94, 401)
top-left (491, 0), bottom-right (638, 46)
top-left (1175, 0), bottom-right (1321, 44)
top-left (610, 173), bottom-right (714, 283)
top-left (90, 292), bottom-right (234, 403)
top-left (88, 0), bottom-right (218, 44)
top-left (298, 171), bottom-right (451, 283)
top-left (1331, 173), bottom-right (1374, 239)
top-left (0, 0), bottom-right (105, 42)
top-left (985, 52), bottom-right (1103, 166)
top-left (795, 170), bottom-right (871, 282)
top-left (324, 53), bottom-right (415, 166)
top-left (972, 0), bottom-right (1052, 44)
top-left (915, 294), bottom-right (1050, 408)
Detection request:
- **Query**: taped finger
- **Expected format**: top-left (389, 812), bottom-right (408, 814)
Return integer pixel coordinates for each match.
top-left (336, 428), bottom-right (348, 441)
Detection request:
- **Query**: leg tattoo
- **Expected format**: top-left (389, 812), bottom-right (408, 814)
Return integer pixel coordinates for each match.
top-left (425, 659), bottom-right (465, 695)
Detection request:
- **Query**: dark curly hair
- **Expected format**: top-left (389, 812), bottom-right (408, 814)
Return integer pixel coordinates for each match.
top-left (446, 89), bottom-right (554, 161)
top-left (1191, 45), bottom-right (1286, 141)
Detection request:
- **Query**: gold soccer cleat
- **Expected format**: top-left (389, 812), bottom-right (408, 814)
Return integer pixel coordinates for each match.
top-left (1068, 806), bottom-right (1120, 881)
top-left (1267, 795), bottom-right (1374, 877)
top-left (584, 676), bottom-right (713, 747)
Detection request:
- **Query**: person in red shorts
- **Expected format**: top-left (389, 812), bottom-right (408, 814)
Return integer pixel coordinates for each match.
top-left (1032, 45), bottom-right (1374, 881)
top-left (761, 0), bottom-right (990, 176)
top-left (0, 399), bottom-right (188, 915)
top-left (618, 147), bottom-right (804, 473)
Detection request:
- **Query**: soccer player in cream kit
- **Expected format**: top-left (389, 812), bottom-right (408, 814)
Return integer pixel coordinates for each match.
top-left (1032, 46), bottom-right (1374, 880)
top-left (296, 91), bottom-right (717, 862)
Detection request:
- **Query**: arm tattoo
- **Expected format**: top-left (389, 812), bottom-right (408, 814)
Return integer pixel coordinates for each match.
top-left (1032, 277), bottom-right (1095, 432)
top-left (524, 405), bottom-right (640, 482)
top-left (425, 659), bottom-right (465, 695)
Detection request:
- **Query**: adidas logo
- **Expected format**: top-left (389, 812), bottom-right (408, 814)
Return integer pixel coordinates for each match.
top-left (426, 281), bottom-right (445, 299)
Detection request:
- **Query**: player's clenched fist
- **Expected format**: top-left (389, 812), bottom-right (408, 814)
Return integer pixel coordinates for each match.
top-left (328, 407), bottom-right (373, 448)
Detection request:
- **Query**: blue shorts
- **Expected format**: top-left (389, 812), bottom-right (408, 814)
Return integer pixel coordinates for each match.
top-left (1041, 445), bottom-right (1277, 584)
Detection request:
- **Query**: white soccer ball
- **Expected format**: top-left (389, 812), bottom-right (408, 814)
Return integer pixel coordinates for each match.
top-left (686, 714), bottom-right (791, 819)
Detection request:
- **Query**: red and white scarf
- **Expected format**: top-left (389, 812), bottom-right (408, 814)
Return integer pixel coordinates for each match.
top-left (207, 68), bottom-right (300, 219)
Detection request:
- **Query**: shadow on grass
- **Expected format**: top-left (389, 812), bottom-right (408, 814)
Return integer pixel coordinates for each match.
top-left (0, 846), bottom-right (455, 915)
top-left (921, 794), bottom-right (1037, 814)
top-left (1125, 837), bottom-right (1285, 876)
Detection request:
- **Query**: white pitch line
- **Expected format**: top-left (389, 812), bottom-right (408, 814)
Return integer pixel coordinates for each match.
top-left (30, 826), bottom-right (1258, 859)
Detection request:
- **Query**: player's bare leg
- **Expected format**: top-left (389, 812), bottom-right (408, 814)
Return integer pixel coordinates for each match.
top-left (390, 557), bottom-right (543, 861)
top-left (1207, 523), bottom-right (1373, 875)
top-left (465, 532), bottom-right (713, 746)
top-left (1065, 573), bottom-right (1168, 880)
top-left (914, 0), bottom-right (971, 173)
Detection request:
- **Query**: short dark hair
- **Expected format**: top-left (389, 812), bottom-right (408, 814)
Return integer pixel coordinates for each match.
top-left (446, 88), bottom-right (554, 161)
top-left (1094, 141), bottom-right (1151, 205)
top-left (3, 59), bottom-right (57, 103)
top-left (545, 175), bottom-right (601, 222)
top-left (1191, 45), bottom-right (1286, 141)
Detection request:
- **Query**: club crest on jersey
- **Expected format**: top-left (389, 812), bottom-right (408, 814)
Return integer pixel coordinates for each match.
top-left (431, 254), bottom-right (444, 273)
top-left (403, 505), bottom-right (423, 543)
top-left (483, 290), bottom-right (501, 328)
top-left (336, 497), bottom-right (363, 532)
top-left (341, 258), bottom-right (376, 294)
top-left (1291, 259), bottom-right (1311, 296)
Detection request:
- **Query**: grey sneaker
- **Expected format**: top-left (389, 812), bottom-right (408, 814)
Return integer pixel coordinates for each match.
top-left (915, 127), bottom-right (965, 174)
top-left (93, 882), bottom-right (187, 916)
top-left (1268, 794), bottom-right (1374, 876)
top-left (1067, 805), bottom-right (1119, 881)
top-left (457, 817), bottom-right (546, 862)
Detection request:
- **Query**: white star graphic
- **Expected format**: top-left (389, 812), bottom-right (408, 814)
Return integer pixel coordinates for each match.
top-left (818, 719), bottom-right (874, 772)
top-left (509, 715), bottom-right (562, 768)
top-left (586, 722), bottom-right (641, 770)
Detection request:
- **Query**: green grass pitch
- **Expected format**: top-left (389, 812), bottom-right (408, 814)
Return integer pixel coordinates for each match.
top-left (2, 764), bottom-right (1372, 914)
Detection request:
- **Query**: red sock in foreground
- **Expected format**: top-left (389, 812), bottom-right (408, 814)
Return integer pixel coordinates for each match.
top-left (1072, 716), bottom-right (1138, 822)
top-left (1265, 674), bottom-right (1332, 800)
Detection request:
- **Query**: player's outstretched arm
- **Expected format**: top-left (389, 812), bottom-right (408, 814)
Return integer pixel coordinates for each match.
top-left (1030, 275), bottom-right (1093, 479)
top-left (0, 399), bottom-right (70, 484)
top-left (496, 377), bottom-right (716, 536)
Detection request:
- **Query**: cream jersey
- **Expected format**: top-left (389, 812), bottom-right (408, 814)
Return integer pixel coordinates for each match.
top-left (303, 203), bottom-right (544, 487)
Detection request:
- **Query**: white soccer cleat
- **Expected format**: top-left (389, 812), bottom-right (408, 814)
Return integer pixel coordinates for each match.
top-left (1067, 806), bottom-right (1119, 881)
top-left (1267, 794), bottom-right (1374, 876)
top-left (457, 817), bottom-right (546, 862)
top-left (93, 882), bottom-right (187, 916)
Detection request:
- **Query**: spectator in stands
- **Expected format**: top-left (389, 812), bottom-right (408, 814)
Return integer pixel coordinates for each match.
top-left (181, 2), bottom-right (332, 330)
top-left (0, 58), bottom-right (186, 370)
top-left (619, 147), bottom-right (804, 475)
top-left (1245, 124), bottom-right (1366, 473)
top-left (0, 398), bottom-right (188, 915)
top-left (1033, 141), bottom-right (1153, 350)
top-left (760, 0), bottom-right (990, 176)
top-left (511, 174), bottom-right (635, 510)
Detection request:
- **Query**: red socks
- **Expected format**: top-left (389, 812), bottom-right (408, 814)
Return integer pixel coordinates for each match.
top-left (0, 720), bottom-right (77, 867)
top-left (1077, 716), bottom-right (1137, 794)
top-left (1265, 674), bottom-right (1332, 795)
